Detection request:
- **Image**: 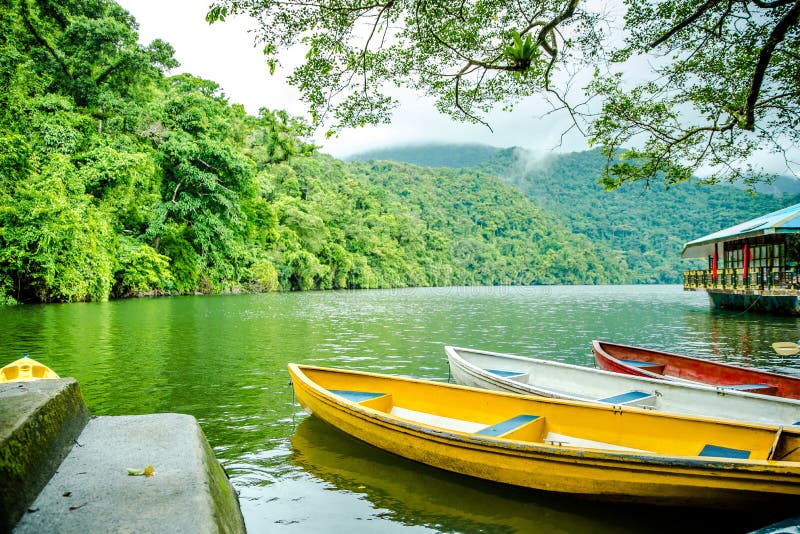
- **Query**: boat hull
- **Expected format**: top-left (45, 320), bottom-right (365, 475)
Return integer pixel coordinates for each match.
top-left (0, 356), bottom-right (59, 383)
top-left (445, 346), bottom-right (800, 426)
top-left (592, 340), bottom-right (800, 399)
top-left (289, 364), bottom-right (800, 508)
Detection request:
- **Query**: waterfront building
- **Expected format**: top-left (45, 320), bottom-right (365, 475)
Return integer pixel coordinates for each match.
top-left (682, 203), bottom-right (800, 315)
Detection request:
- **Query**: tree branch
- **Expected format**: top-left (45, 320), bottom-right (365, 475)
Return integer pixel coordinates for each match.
top-left (739, 0), bottom-right (800, 130)
top-left (534, 0), bottom-right (580, 50)
top-left (648, 0), bottom-right (722, 49)
top-left (752, 0), bottom-right (794, 8)
top-left (20, 0), bottom-right (72, 83)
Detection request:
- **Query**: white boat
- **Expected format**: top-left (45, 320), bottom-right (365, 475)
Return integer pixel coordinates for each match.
top-left (445, 346), bottom-right (800, 427)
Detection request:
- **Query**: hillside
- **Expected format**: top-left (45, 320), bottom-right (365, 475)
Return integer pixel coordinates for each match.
top-left (479, 148), bottom-right (798, 283)
top-left (349, 161), bottom-right (627, 285)
top-left (351, 144), bottom-right (797, 283)
top-left (346, 143), bottom-right (502, 168)
top-left (0, 1), bottom-right (625, 303)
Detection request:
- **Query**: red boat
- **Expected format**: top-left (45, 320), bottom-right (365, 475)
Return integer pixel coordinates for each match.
top-left (592, 340), bottom-right (800, 400)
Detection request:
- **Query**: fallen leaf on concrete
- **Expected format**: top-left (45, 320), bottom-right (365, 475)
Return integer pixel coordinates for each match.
top-left (62, 491), bottom-right (71, 497)
top-left (127, 465), bottom-right (156, 477)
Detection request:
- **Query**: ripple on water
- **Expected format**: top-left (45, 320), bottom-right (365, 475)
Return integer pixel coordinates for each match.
top-left (2, 287), bottom-right (799, 532)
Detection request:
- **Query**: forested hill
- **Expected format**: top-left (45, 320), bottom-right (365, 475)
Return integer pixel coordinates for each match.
top-left (0, 1), bottom-right (625, 303)
top-left (348, 161), bottom-right (626, 285)
top-left (480, 148), bottom-right (799, 283)
top-left (345, 143), bottom-right (502, 168)
top-left (351, 144), bottom-right (798, 283)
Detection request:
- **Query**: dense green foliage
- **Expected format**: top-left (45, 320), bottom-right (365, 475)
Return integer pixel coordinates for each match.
top-left (590, 0), bottom-right (800, 188)
top-left (350, 161), bottom-right (626, 284)
top-left (345, 144), bottom-right (502, 169)
top-left (483, 149), bottom-right (799, 283)
top-left (208, 0), bottom-right (799, 186)
top-left (352, 144), bottom-right (799, 283)
top-left (0, 1), bottom-right (626, 303)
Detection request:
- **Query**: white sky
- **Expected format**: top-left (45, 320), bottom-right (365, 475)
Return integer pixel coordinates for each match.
top-left (117, 0), bottom-right (589, 159)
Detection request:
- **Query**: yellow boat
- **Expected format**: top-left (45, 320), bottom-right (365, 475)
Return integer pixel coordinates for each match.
top-left (0, 355), bottom-right (60, 383)
top-left (288, 363), bottom-right (800, 509)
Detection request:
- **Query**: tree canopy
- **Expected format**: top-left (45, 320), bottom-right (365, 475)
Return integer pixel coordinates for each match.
top-left (0, 0), bottom-right (627, 303)
top-left (207, 0), bottom-right (800, 187)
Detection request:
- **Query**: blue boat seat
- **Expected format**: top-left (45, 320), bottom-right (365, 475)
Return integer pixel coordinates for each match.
top-left (329, 390), bottom-right (386, 403)
top-left (620, 359), bottom-right (661, 368)
top-left (485, 368), bottom-right (526, 378)
top-left (720, 383), bottom-right (778, 395)
top-left (619, 359), bottom-right (665, 374)
top-left (698, 444), bottom-right (750, 459)
top-left (476, 415), bottom-right (540, 437)
top-left (598, 390), bottom-right (653, 405)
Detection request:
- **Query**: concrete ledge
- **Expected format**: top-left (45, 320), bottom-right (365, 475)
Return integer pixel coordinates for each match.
top-left (14, 414), bottom-right (245, 534)
top-left (0, 379), bottom-right (90, 532)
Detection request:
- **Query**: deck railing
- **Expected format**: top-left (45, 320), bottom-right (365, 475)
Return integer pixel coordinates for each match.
top-left (683, 267), bottom-right (800, 291)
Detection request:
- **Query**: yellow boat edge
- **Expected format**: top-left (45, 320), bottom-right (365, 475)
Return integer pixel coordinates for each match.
top-left (287, 363), bottom-right (800, 508)
top-left (0, 356), bottom-right (60, 383)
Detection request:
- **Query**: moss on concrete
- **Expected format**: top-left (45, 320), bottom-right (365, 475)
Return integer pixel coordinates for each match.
top-left (2, 381), bottom-right (244, 533)
top-left (200, 430), bottom-right (246, 533)
top-left (0, 379), bottom-right (90, 531)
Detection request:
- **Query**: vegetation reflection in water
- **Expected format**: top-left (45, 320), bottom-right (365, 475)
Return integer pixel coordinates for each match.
top-left (290, 416), bottom-right (756, 533)
top-left (2, 285), bottom-right (800, 531)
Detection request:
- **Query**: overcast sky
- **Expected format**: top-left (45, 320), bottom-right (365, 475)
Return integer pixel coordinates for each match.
top-left (117, 0), bottom-right (589, 159)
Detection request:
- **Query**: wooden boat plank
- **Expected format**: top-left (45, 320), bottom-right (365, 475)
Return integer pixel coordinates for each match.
top-left (476, 415), bottom-right (539, 437)
top-left (330, 390), bottom-right (385, 402)
top-left (698, 444), bottom-right (750, 459)
top-left (543, 432), bottom-right (652, 453)
top-left (597, 390), bottom-right (653, 405)
top-left (389, 406), bottom-right (486, 433)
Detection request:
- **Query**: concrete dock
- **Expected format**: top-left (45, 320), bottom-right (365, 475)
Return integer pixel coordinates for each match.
top-left (0, 379), bottom-right (245, 533)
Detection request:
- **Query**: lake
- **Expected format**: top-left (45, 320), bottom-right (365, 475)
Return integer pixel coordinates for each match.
top-left (3, 285), bottom-right (800, 532)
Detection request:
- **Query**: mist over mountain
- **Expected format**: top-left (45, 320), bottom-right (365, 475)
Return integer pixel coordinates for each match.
top-left (345, 143), bottom-right (503, 169)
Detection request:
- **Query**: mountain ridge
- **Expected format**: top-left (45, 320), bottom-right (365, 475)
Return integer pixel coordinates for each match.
top-left (348, 144), bottom-right (799, 283)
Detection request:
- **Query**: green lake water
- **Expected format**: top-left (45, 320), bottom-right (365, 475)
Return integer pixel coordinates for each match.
top-left (3, 285), bottom-right (800, 532)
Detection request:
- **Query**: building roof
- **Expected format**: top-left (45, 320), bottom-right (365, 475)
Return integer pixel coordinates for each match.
top-left (682, 203), bottom-right (800, 258)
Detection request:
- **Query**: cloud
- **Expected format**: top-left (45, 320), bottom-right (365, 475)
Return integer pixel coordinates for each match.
top-left (117, 0), bottom-right (592, 158)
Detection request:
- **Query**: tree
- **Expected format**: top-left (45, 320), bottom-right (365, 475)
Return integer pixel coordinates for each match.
top-left (17, 0), bottom-right (177, 110)
top-left (589, 0), bottom-right (800, 188)
top-left (207, 0), bottom-right (800, 187)
top-left (146, 75), bottom-right (257, 286)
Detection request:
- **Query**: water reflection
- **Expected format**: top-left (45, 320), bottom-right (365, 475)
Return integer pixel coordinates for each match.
top-left (290, 417), bottom-right (777, 533)
top-left (2, 285), bottom-right (800, 531)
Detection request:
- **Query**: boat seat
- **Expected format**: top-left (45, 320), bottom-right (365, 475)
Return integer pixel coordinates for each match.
top-left (476, 415), bottom-right (539, 437)
top-left (597, 390), bottom-right (655, 407)
top-left (720, 384), bottom-right (779, 395)
top-left (619, 359), bottom-right (666, 374)
top-left (485, 369), bottom-right (528, 380)
top-left (330, 390), bottom-right (386, 403)
top-left (544, 432), bottom-right (652, 453)
top-left (389, 406), bottom-right (487, 433)
top-left (698, 444), bottom-right (750, 459)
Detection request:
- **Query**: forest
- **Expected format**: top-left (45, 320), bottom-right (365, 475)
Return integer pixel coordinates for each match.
top-left (0, 0), bottom-right (633, 304)
top-left (352, 145), bottom-right (799, 284)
